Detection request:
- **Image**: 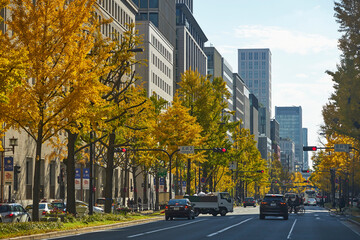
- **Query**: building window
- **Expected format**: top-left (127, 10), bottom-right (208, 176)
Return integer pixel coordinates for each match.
top-left (241, 52), bottom-right (245, 60)
top-left (149, 13), bottom-right (159, 27)
top-left (149, 0), bottom-right (158, 8)
top-left (249, 62), bottom-right (253, 70)
top-left (254, 52), bottom-right (258, 60)
top-left (248, 52), bottom-right (253, 60)
top-left (140, 0), bottom-right (148, 8)
top-left (262, 52), bottom-right (266, 60)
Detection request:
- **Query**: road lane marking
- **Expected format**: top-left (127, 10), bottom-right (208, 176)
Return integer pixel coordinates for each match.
top-left (287, 219), bottom-right (297, 240)
top-left (127, 219), bottom-right (207, 238)
top-left (341, 221), bottom-right (360, 237)
top-left (206, 218), bottom-right (253, 237)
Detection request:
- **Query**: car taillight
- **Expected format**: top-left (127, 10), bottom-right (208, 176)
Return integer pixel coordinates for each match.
top-left (165, 206), bottom-right (168, 209)
top-left (5, 213), bottom-right (14, 218)
top-left (185, 205), bottom-right (188, 209)
top-left (42, 211), bottom-right (47, 215)
top-left (280, 202), bottom-right (286, 205)
top-left (261, 202), bottom-right (267, 205)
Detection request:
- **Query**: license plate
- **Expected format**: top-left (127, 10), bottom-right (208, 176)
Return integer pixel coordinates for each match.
top-left (174, 207), bottom-right (179, 210)
top-left (270, 203), bottom-right (276, 207)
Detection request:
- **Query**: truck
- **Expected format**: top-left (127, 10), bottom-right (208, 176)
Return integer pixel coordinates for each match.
top-left (185, 192), bottom-right (233, 216)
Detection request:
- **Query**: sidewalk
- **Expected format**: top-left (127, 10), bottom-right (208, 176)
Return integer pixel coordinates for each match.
top-left (5, 216), bottom-right (163, 240)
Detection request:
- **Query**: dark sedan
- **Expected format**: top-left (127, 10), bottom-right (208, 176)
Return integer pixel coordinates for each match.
top-left (243, 197), bottom-right (256, 207)
top-left (260, 194), bottom-right (288, 220)
top-left (165, 199), bottom-right (195, 220)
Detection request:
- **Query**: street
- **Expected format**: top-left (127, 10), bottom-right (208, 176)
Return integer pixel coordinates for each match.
top-left (49, 206), bottom-right (360, 240)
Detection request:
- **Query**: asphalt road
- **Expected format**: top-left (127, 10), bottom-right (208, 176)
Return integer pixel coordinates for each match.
top-left (49, 206), bottom-right (360, 240)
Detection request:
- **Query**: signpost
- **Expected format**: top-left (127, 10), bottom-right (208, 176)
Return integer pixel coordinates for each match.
top-left (229, 161), bottom-right (236, 170)
top-left (179, 146), bottom-right (194, 154)
top-left (4, 157), bottom-right (13, 185)
top-left (334, 144), bottom-right (351, 152)
top-left (75, 168), bottom-right (81, 190)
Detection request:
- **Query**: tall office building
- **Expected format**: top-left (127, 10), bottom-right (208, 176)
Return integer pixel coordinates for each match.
top-left (133, 0), bottom-right (176, 48)
top-left (238, 49), bottom-right (272, 117)
top-left (175, 2), bottom-right (207, 93)
top-left (134, 0), bottom-right (175, 104)
top-left (280, 138), bottom-right (296, 172)
top-left (275, 106), bottom-right (303, 170)
top-left (204, 46), bottom-right (222, 80)
top-left (302, 128), bottom-right (309, 169)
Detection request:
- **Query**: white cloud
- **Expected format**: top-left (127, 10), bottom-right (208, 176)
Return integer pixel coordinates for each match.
top-left (295, 73), bottom-right (308, 78)
top-left (233, 25), bottom-right (338, 55)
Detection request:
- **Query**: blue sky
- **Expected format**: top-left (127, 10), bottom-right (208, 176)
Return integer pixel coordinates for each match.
top-left (193, 0), bottom-right (342, 148)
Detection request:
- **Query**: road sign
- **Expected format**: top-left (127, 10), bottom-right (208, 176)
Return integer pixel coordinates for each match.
top-left (75, 168), bottom-right (81, 190)
top-left (4, 157), bottom-right (13, 184)
top-left (334, 144), bottom-right (351, 152)
top-left (229, 161), bottom-right (236, 170)
top-left (200, 177), bottom-right (206, 183)
top-left (179, 146), bottom-right (194, 154)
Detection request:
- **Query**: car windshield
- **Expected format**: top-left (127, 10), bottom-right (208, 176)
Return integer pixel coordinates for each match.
top-left (52, 202), bottom-right (64, 208)
top-left (0, 205), bottom-right (10, 212)
top-left (96, 199), bottom-right (105, 205)
top-left (245, 198), bottom-right (254, 201)
top-left (168, 199), bottom-right (187, 205)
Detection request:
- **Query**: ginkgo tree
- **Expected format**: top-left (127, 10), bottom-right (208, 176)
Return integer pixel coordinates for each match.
top-left (0, 0), bottom-right (113, 220)
top-left (154, 95), bottom-right (205, 195)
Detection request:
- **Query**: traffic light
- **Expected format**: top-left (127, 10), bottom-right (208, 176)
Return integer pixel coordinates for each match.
top-left (213, 148), bottom-right (227, 153)
top-left (301, 169), bottom-right (310, 173)
top-left (303, 146), bottom-right (317, 151)
top-left (14, 165), bottom-right (21, 174)
top-left (256, 170), bottom-right (264, 173)
top-left (115, 148), bottom-right (127, 153)
top-left (303, 180), bottom-right (309, 183)
top-left (14, 165), bottom-right (20, 191)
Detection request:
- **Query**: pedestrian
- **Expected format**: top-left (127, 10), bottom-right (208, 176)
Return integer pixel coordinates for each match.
top-left (339, 196), bottom-right (346, 213)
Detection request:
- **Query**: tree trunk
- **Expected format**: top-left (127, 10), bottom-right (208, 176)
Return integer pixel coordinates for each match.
top-left (142, 169), bottom-right (148, 210)
top-left (122, 156), bottom-right (129, 208)
top-left (66, 131), bottom-right (78, 215)
top-left (155, 170), bottom-right (159, 211)
top-left (132, 165), bottom-right (138, 210)
top-left (186, 158), bottom-right (191, 194)
top-left (105, 132), bottom-right (115, 213)
top-left (32, 124), bottom-right (43, 221)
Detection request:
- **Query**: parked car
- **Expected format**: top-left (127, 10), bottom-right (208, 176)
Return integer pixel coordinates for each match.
top-left (0, 203), bottom-right (31, 223)
top-left (96, 198), bottom-right (115, 210)
top-left (165, 198), bottom-right (195, 220)
top-left (25, 202), bottom-right (54, 219)
top-left (76, 200), bottom-right (103, 214)
top-left (243, 197), bottom-right (256, 207)
top-left (260, 194), bottom-right (288, 220)
top-left (51, 200), bottom-right (66, 212)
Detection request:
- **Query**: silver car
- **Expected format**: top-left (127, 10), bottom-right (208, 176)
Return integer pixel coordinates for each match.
top-left (0, 203), bottom-right (31, 223)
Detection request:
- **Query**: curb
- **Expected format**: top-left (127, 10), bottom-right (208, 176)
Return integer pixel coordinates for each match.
top-left (5, 216), bottom-right (163, 240)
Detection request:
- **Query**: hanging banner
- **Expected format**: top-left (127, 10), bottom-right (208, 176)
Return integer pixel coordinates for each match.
top-left (4, 157), bottom-right (13, 184)
top-left (82, 168), bottom-right (90, 190)
top-left (182, 181), bottom-right (186, 193)
top-left (75, 168), bottom-right (81, 190)
top-left (159, 177), bottom-right (165, 192)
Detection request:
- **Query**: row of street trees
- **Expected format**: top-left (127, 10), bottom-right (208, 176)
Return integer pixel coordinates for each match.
top-left (310, 0), bottom-right (360, 205)
top-left (0, 0), bottom-right (299, 221)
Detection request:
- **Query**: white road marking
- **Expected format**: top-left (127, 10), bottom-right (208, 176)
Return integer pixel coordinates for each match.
top-left (206, 218), bottom-right (253, 237)
top-left (316, 217), bottom-right (320, 220)
top-left (287, 219), bottom-right (297, 239)
top-left (127, 219), bottom-right (207, 238)
top-left (341, 221), bottom-right (360, 237)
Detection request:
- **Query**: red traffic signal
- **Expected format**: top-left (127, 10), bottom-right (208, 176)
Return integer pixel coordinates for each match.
top-left (116, 148), bottom-right (127, 152)
top-left (303, 180), bottom-right (309, 183)
top-left (301, 169), bottom-right (310, 173)
top-left (256, 170), bottom-right (264, 173)
top-left (303, 146), bottom-right (317, 151)
top-left (213, 147), bottom-right (227, 153)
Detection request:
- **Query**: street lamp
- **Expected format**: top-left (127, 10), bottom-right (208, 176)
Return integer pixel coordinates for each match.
top-left (1, 136), bottom-right (18, 203)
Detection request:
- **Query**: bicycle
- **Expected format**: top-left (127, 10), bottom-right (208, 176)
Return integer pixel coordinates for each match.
top-left (295, 205), bottom-right (305, 216)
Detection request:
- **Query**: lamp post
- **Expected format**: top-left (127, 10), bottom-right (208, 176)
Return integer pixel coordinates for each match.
top-left (1, 136), bottom-right (18, 203)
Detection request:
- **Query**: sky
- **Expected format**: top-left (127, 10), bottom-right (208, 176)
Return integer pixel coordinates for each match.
top-left (193, 0), bottom-right (342, 148)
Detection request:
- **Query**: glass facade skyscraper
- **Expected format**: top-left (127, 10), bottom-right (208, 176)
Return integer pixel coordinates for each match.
top-left (275, 106), bottom-right (303, 169)
top-left (238, 49), bottom-right (272, 116)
